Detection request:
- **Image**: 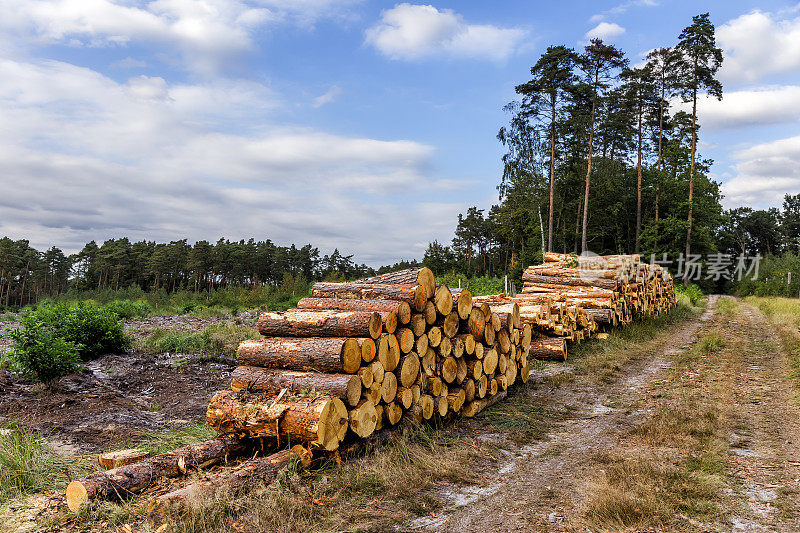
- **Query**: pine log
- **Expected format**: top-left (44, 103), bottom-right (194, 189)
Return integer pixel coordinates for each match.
top-left (385, 402), bottom-right (403, 425)
top-left (381, 372), bottom-right (398, 403)
top-left (497, 329), bottom-right (511, 354)
top-left (484, 323), bottom-right (495, 346)
top-left (206, 391), bottom-right (347, 450)
top-left (451, 288), bottom-right (474, 320)
top-left (438, 336), bottom-right (452, 358)
top-left (474, 343), bottom-right (484, 360)
top-left (467, 308), bottom-right (485, 341)
top-left (395, 386), bottom-right (414, 409)
top-left (455, 357), bottom-right (468, 384)
top-left (361, 338), bottom-right (377, 363)
top-left (489, 378), bottom-right (498, 396)
top-left (349, 400), bottom-right (378, 438)
top-left (428, 376), bottom-right (444, 397)
top-left (370, 360), bottom-right (385, 385)
top-left (420, 395), bottom-right (435, 419)
top-left (462, 391), bottom-right (507, 417)
top-left (66, 437), bottom-right (248, 512)
top-left (421, 348), bottom-right (436, 376)
top-left (355, 267), bottom-right (436, 300)
top-left (522, 274), bottom-right (618, 290)
top-left (452, 336), bottom-right (465, 358)
top-left (357, 367), bottom-right (373, 388)
top-left (447, 388), bottom-right (466, 412)
top-left (434, 284), bottom-right (453, 316)
top-left (364, 382), bottom-right (382, 404)
top-left (237, 337), bottom-right (363, 374)
top-left (409, 313), bottom-right (426, 336)
top-left (462, 378), bottom-right (476, 403)
top-left (396, 353), bottom-right (421, 388)
top-left (424, 301), bottom-right (437, 325)
top-left (97, 449), bottom-right (149, 470)
top-left (483, 347), bottom-right (499, 375)
top-left (415, 333), bottom-right (429, 356)
top-left (529, 337), bottom-right (567, 361)
top-left (311, 282), bottom-right (426, 312)
top-left (466, 360), bottom-right (483, 380)
top-left (297, 298), bottom-right (412, 325)
top-left (434, 396), bottom-right (449, 417)
top-left (230, 366), bottom-right (362, 407)
top-left (477, 375), bottom-right (488, 398)
top-left (396, 328), bottom-right (415, 354)
top-left (378, 334), bottom-right (400, 372)
top-left (458, 334), bottom-right (475, 355)
top-left (257, 310), bottom-right (382, 339)
top-left (442, 311), bottom-right (460, 338)
top-left (427, 326), bottom-right (442, 348)
top-left (441, 356), bottom-right (458, 384)
top-left (146, 446), bottom-right (309, 529)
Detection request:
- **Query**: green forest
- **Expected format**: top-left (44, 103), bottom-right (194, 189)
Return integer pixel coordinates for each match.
top-left (2, 13), bottom-right (799, 310)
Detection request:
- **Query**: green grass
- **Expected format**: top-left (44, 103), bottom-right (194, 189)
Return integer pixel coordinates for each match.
top-left (136, 323), bottom-right (259, 356)
top-left (136, 423), bottom-right (217, 455)
top-left (746, 296), bottom-right (800, 391)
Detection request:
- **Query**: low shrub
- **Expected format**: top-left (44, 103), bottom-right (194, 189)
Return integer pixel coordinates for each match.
top-left (7, 317), bottom-right (81, 383)
top-left (103, 299), bottom-right (152, 319)
top-left (674, 283), bottom-right (703, 306)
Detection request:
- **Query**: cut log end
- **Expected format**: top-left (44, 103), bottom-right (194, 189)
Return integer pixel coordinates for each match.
top-left (66, 480), bottom-right (89, 512)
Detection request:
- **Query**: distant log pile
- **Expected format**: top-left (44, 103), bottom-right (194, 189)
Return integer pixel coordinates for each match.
top-left (474, 252), bottom-right (676, 360)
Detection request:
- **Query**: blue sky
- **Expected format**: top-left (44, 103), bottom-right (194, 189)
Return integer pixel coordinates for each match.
top-left (1, 0), bottom-right (799, 265)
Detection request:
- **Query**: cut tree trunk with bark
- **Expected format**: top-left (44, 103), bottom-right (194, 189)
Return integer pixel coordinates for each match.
top-left (355, 267), bottom-right (436, 300)
top-left (361, 338), bottom-right (377, 364)
top-left (66, 437), bottom-right (249, 512)
top-left (451, 288), bottom-right (474, 319)
top-left (447, 388), bottom-right (466, 412)
top-left (229, 366), bottom-right (361, 407)
top-left (146, 446), bottom-right (310, 529)
top-left (434, 396), bottom-right (449, 417)
top-left (311, 282), bottom-right (427, 312)
top-left (441, 356), bottom-right (458, 384)
top-left (396, 353), bottom-right (420, 388)
top-left (238, 337), bottom-right (363, 374)
top-left (257, 310), bottom-right (382, 340)
top-left (349, 400), bottom-right (378, 438)
top-left (395, 328), bottom-right (415, 354)
top-left (483, 347), bottom-right (499, 375)
top-left (385, 402), bottom-right (403, 425)
top-left (381, 372), bottom-right (398, 403)
top-left (529, 337), bottom-right (567, 361)
top-left (420, 394), bottom-right (435, 419)
top-left (458, 334), bottom-right (476, 355)
top-left (441, 311), bottom-right (460, 338)
top-left (438, 336), bottom-right (452, 358)
top-left (357, 367), bottom-right (373, 388)
top-left (462, 391), bottom-right (506, 417)
top-left (434, 284), bottom-right (453, 317)
top-left (424, 301), bottom-right (437, 325)
top-left (96, 449), bottom-right (150, 471)
top-left (297, 298), bottom-right (412, 325)
top-left (409, 314), bottom-right (426, 336)
top-left (206, 390), bottom-right (348, 451)
top-left (461, 378), bottom-right (476, 403)
top-left (395, 386), bottom-right (414, 409)
top-left (522, 273), bottom-right (619, 290)
top-left (427, 326), bottom-right (442, 348)
top-left (467, 308), bottom-right (486, 341)
top-left (378, 334), bottom-right (401, 372)
top-left (415, 333), bottom-right (429, 358)
top-left (370, 361), bottom-right (385, 385)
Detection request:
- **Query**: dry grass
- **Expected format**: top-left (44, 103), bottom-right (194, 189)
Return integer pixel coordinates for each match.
top-left (163, 424), bottom-right (487, 532)
top-left (747, 296), bottom-right (800, 390)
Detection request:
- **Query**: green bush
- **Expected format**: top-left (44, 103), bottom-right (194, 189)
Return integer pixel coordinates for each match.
top-left (674, 284), bottom-right (703, 306)
top-left (138, 324), bottom-right (258, 357)
top-left (103, 299), bottom-right (152, 319)
top-left (7, 317), bottom-right (81, 383)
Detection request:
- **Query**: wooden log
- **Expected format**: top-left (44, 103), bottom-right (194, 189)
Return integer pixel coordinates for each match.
top-left (237, 337), bottom-right (363, 374)
top-left (297, 298), bottom-right (412, 325)
top-left (357, 367), bottom-right (373, 388)
top-left (361, 338), bottom-right (377, 363)
top-left (97, 449), bottom-right (149, 470)
top-left (374, 405), bottom-right (384, 431)
top-left (452, 335), bottom-right (465, 358)
top-left (474, 343), bottom-right (484, 360)
top-left (477, 375), bottom-right (488, 398)
top-left (396, 353), bottom-right (421, 388)
top-left (428, 376), bottom-right (444, 397)
top-left (378, 334), bottom-right (400, 372)
top-left (381, 372), bottom-right (398, 403)
top-left (355, 267), bottom-right (436, 300)
top-left (462, 391), bottom-right (507, 417)
top-left (66, 437), bottom-right (249, 512)
top-left (206, 391), bottom-right (347, 451)
top-left (370, 361), bottom-right (385, 385)
top-left (420, 395), bottom-right (435, 419)
top-left (447, 388), bottom-right (466, 412)
top-left (395, 386), bottom-right (414, 409)
top-left (522, 274), bottom-right (618, 290)
top-left (385, 402), bottom-right (403, 425)
top-left (364, 382), bottom-right (382, 404)
top-left (489, 378), bottom-right (498, 396)
top-left (427, 326), bottom-right (442, 348)
top-left (483, 347), bottom-right (499, 375)
top-left (395, 328), bottom-right (415, 354)
top-left (311, 282), bottom-right (427, 312)
top-left (529, 337), bottom-right (567, 361)
top-left (146, 446), bottom-right (309, 529)
top-left (424, 301), bottom-right (437, 325)
top-left (458, 334), bottom-right (475, 355)
top-left (484, 323), bottom-right (495, 346)
top-left (415, 333), bottom-right (429, 356)
top-left (230, 366), bottom-right (362, 407)
top-left (349, 400), bottom-right (378, 438)
top-left (438, 336), bottom-right (452, 358)
top-left (467, 308), bottom-right (485, 341)
top-left (461, 378), bottom-right (476, 403)
top-left (441, 356), bottom-right (458, 384)
top-left (434, 396), bottom-right (449, 417)
top-left (409, 313), bottom-right (426, 336)
top-left (442, 311), bottom-right (460, 338)
top-left (466, 360), bottom-right (483, 380)
top-left (434, 284), bottom-right (453, 316)
top-left (257, 310), bottom-right (382, 339)
top-left (497, 329), bottom-right (511, 354)
top-left (455, 357), bottom-right (468, 384)
top-left (452, 288), bottom-right (473, 320)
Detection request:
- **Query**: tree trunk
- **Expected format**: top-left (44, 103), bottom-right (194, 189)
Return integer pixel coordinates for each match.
top-left (230, 366), bottom-right (362, 407)
top-left (297, 298), bottom-right (411, 325)
top-left (684, 85), bottom-right (697, 287)
top-left (529, 337), bottom-right (567, 361)
top-left (549, 96), bottom-right (557, 252)
top-left (582, 97), bottom-right (596, 253)
top-left (66, 437), bottom-right (249, 511)
top-left (206, 390), bottom-right (348, 451)
top-left (355, 267), bottom-right (435, 300)
top-left (257, 309), bottom-right (382, 340)
top-left (311, 282), bottom-right (426, 312)
top-left (635, 99), bottom-right (643, 253)
top-left (237, 337), bottom-right (364, 374)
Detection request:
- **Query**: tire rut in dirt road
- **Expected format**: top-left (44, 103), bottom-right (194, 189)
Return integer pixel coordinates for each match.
top-left (406, 298), bottom-right (718, 532)
top-left (721, 301), bottom-right (800, 532)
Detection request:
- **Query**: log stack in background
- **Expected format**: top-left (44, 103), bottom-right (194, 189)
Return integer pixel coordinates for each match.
top-left (206, 267), bottom-right (533, 452)
top-left (474, 252), bottom-right (676, 362)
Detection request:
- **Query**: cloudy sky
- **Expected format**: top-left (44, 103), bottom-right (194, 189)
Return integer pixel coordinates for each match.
top-left (0, 0), bottom-right (798, 265)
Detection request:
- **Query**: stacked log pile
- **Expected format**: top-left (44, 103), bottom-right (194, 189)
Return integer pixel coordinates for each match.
top-left (474, 252), bottom-right (676, 362)
top-left (205, 267), bottom-right (533, 451)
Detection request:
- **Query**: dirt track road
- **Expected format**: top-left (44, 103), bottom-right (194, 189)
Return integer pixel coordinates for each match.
top-left (407, 296), bottom-right (800, 532)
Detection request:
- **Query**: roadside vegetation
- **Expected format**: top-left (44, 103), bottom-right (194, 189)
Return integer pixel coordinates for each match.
top-left (136, 324), bottom-right (259, 358)
top-left (746, 296), bottom-right (800, 391)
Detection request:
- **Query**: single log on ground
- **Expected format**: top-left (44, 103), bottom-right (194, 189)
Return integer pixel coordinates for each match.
top-left (97, 449), bottom-right (149, 470)
top-left (206, 390), bottom-right (347, 451)
top-left (529, 337), bottom-right (568, 361)
top-left (146, 445), bottom-right (311, 529)
top-left (66, 437), bottom-right (249, 512)
top-left (230, 366), bottom-right (362, 407)
top-left (349, 399), bottom-right (378, 438)
top-left (462, 391), bottom-right (507, 417)
top-left (297, 298), bottom-right (412, 325)
top-left (355, 267), bottom-right (436, 300)
top-left (237, 337), bottom-right (363, 374)
top-left (311, 282), bottom-right (427, 312)
top-left (258, 310), bottom-right (382, 339)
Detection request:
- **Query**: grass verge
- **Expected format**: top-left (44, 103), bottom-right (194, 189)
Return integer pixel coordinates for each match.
top-left (135, 324), bottom-right (259, 357)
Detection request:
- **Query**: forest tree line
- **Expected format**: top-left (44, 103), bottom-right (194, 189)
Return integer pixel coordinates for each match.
top-left (0, 237), bottom-right (401, 309)
top-left (424, 13), bottom-right (766, 287)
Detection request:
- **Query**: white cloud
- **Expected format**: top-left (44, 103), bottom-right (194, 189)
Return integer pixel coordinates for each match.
top-left (0, 57), bottom-right (460, 265)
top-left (365, 3), bottom-right (526, 62)
top-left (312, 85), bottom-right (342, 108)
top-left (589, 0), bottom-right (657, 24)
top-left (584, 22), bottom-right (625, 40)
top-left (676, 86), bottom-right (800, 129)
top-left (718, 9), bottom-right (800, 83)
top-left (723, 136), bottom-right (800, 207)
top-left (0, 0), bottom-right (361, 74)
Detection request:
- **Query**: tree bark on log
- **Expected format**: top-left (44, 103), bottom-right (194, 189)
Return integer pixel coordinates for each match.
top-left (355, 267), bottom-right (436, 300)
top-left (230, 366), bottom-right (362, 407)
top-left (66, 436), bottom-right (249, 511)
top-left (311, 282), bottom-right (427, 312)
top-left (462, 391), bottom-right (507, 417)
top-left (451, 288), bottom-right (473, 319)
top-left (522, 274), bottom-right (619, 290)
top-left (206, 390), bottom-right (348, 451)
top-left (237, 337), bottom-right (363, 374)
top-left (257, 310), bottom-right (382, 340)
top-left (297, 298), bottom-right (411, 325)
top-left (529, 337), bottom-right (567, 361)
